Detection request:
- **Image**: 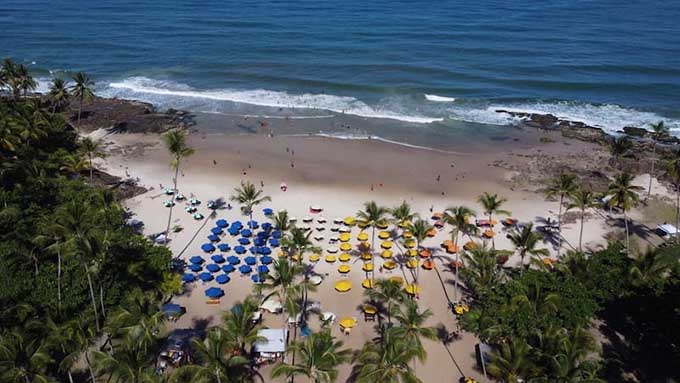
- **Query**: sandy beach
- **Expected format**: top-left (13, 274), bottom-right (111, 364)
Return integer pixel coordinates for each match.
top-left (97, 123), bottom-right (613, 382)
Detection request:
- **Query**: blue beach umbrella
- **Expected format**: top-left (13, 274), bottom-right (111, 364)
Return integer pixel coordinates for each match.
top-left (222, 264), bottom-right (235, 273)
top-left (182, 273), bottom-right (196, 282)
top-left (161, 303), bottom-right (185, 317)
top-left (259, 247), bottom-right (272, 255)
top-left (239, 265), bottom-right (252, 274)
top-left (251, 274), bottom-right (265, 283)
top-left (190, 264), bottom-right (202, 272)
top-left (269, 238), bottom-right (280, 247)
top-left (232, 221), bottom-right (243, 229)
top-left (260, 255), bottom-right (273, 265)
top-left (261, 222), bottom-right (272, 231)
top-left (201, 243), bottom-right (216, 253)
top-left (218, 244), bottom-right (230, 252)
top-left (234, 246), bottom-right (246, 254)
top-left (272, 231), bottom-right (282, 239)
top-left (207, 234), bottom-right (220, 242)
top-left (228, 227), bottom-right (240, 236)
top-left (240, 229), bottom-right (252, 237)
top-left (211, 254), bottom-right (225, 263)
top-left (263, 208), bottom-right (273, 216)
top-left (205, 287), bottom-right (224, 298)
top-left (199, 272), bottom-right (213, 282)
top-left (207, 264), bottom-right (220, 273)
top-left (257, 265), bottom-right (270, 274)
top-left (190, 256), bottom-right (204, 264)
top-left (216, 274), bottom-right (231, 284)
top-left (254, 237), bottom-right (266, 246)
top-left (244, 256), bottom-right (256, 265)
top-left (216, 219), bottom-right (229, 228)
top-left (211, 227), bottom-right (223, 235)
top-left (238, 238), bottom-right (250, 245)
top-left (248, 220), bottom-right (259, 229)
top-left (227, 255), bottom-right (240, 265)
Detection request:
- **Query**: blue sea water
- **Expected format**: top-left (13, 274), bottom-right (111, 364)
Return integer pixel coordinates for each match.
top-left (2, 0), bottom-right (680, 133)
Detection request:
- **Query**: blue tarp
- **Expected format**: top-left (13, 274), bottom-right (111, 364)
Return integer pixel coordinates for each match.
top-left (206, 264), bottom-right (220, 273)
top-left (227, 255), bottom-right (240, 265)
top-left (199, 272), bottom-right (213, 281)
top-left (216, 219), bottom-right (229, 228)
top-left (201, 243), bottom-right (216, 253)
top-left (216, 274), bottom-right (231, 284)
top-left (205, 287), bottom-right (224, 298)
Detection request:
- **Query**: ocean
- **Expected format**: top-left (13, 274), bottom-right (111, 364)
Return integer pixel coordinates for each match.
top-left (3, 0), bottom-right (680, 136)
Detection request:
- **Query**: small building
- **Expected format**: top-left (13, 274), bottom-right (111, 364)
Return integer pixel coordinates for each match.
top-left (253, 329), bottom-right (288, 363)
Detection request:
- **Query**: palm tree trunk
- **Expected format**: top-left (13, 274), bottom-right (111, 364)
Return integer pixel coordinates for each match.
top-left (647, 142), bottom-right (657, 201)
top-left (624, 209), bottom-right (630, 256)
top-left (83, 261), bottom-right (101, 331)
top-left (676, 187), bottom-right (680, 245)
top-left (371, 227), bottom-right (376, 286)
top-left (453, 230), bottom-right (459, 302)
top-left (557, 195), bottom-right (564, 257)
top-left (57, 242), bottom-right (62, 310)
top-left (215, 367), bottom-right (222, 383)
top-left (89, 153), bottom-right (94, 183)
top-left (85, 352), bottom-right (96, 383)
top-left (579, 207), bottom-right (585, 252)
top-left (164, 164), bottom-right (180, 238)
top-left (99, 284), bottom-right (106, 319)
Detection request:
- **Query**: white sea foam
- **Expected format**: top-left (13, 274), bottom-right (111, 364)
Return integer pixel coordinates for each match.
top-left (104, 77), bottom-right (443, 124)
top-left (425, 94), bottom-right (456, 102)
top-left (308, 132), bottom-right (467, 154)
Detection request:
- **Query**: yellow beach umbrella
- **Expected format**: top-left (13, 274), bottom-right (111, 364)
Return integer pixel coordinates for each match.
top-left (389, 276), bottom-right (404, 285)
top-left (378, 231), bottom-right (391, 239)
top-left (381, 250), bottom-right (393, 259)
top-left (404, 239), bottom-right (416, 249)
top-left (402, 231), bottom-right (413, 239)
top-left (339, 317), bottom-right (357, 328)
top-left (406, 259), bottom-right (419, 269)
top-left (339, 253), bottom-right (351, 262)
top-left (358, 242), bottom-right (371, 251)
top-left (325, 255), bottom-right (336, 263)
top-left (357, 232), bottom-right (369, 241)
top-left (339, 243), bottom-right (352, 251)
top-left (338, 265), bottom-right (351, 274)
top-left (291, 254), bottom-right (301, 262)
top-left (404, 283), bottom-right (422, 295)
top-left (361, 279), bottom-right (374, 289)
top-left (383, 260), bottom-right (397, 270)
top-left (362, 263), bottom-right (374, 272)
top-left (381, 241), bottom-right (393, 249)
top-left (363, 305), bottom-right (377, 315)
top-left (407, 249), bottom-right (418, 257)
top-left (277, 250), bottom-right (287, 258)
top-left (309, 254), bottom-right (320, 262)
top-left (334, 280), bottom-right (352, 292)
top-left (339, 233), bottom-right (351, 242)
top-left (361, 252), bottom-right (372, 260)
top-left (358, 221), bottom-right (368, 229)
top-left (398, 220), bottom-right (411, 228)
top-left (343, 217), bottom-right (355, 226)
top-left (377, 222), bottom-right (389, 229)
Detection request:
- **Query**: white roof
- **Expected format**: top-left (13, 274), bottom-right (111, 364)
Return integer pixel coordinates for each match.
top-left (254, 329), bottom-right (288, 353)
top-left (260, 299), bottom-right (283, 313)
top-left (658, 224), bottom-right (678, 235)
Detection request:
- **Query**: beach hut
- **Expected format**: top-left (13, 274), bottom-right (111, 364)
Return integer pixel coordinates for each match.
top-left (254, 329), bottom-right (288, 361)
top-left (216, 274), bottom-right (231, 284)
top-left (234, 246), bottom-right (246, 254)
top-left (189, 264), bottom-right (202, 272)
top-left (216, 219), bottom-right (229, 228)
top-left (206, 264), bottom-right (220, 273)
top-left (260, 255), bottom-right (273, 265)
top-left (239, 265), bottom-right (253, 274)
top-left (211, 255), bottom-right (225, 264)
top-left (205, 287), bottom-right (224, 298)
top-left (222, 264), bottom-right (235, 273)
top-left (218, 244), bottom-right (230, 252)
top-left (227, 256), bottom-right (240, 265)
top-left (199, 272), bottom-right (213, 282)
top-left (182, 273), bottom-right (196, 282)
top-left (201, 243), bottom-right (216, 253)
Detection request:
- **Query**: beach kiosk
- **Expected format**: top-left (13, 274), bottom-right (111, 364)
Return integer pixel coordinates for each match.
top-left (254, 329), bottom-right (288, 363)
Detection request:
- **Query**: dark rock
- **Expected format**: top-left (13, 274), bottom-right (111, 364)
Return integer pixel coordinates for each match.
top-left (622, 126), bottom-right (649, 138)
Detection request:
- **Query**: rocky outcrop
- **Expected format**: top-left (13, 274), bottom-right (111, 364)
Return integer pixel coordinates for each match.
top-left (495, 109), bottom-right (611, 145)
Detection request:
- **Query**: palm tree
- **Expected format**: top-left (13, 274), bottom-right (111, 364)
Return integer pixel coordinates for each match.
top-left (283, 227), bottom-right (320, 265)
top-left (48, 78), bottom-right (70, 113)
top-left (566, 187), bottom-right (599, 251)
top-left (15, 64), bottom-right (36, 98)
top-left (171, 328), bottom-right (251, 383)
top-left (390, 201), bottom-right (418, 228)
top-left (487, 337), bottom-right (539, 383)
top-left (263, 259), bottom-right (304, 329)
top-left (443, 206), bottom-right (477, 301)
top-left (70, 72), bottom-right (95, 127)
top-left (606, 172), bottom-right (642, 255)
top-left (79, 137), bottom-right (106, 183)
top-left (272, 329), bottom-right (351, 383)
top-left (391, 301), bottom-right (437, 362)
top-left (646, 121), bottom-right (670, 201)
top-left (231, 181), bottom-right (271, 275)
top-left (460, 243), bottom-right (504, 297)
top-left (629, 247), bottom-right (678, 287)
top-left (91, 335), bottom-right (160, 383)
top-left (544, 173), bottom-right (578, 257)
top-left (59, 154), bottom-right (89, 176)
top-left (273, 209), bottom-right (293, 233)
top-left (356, 201), bottom-right (390, 285)
top-left (163, 129), bottom-right (195, 238)
top-left (0, 59), bottom-right (14, 92)
top-left (366, 279), bottom-right (406, 326)
top-left (0, 331), bottom-right (53, 383)
top-left (405, 219), bottom-right (433, 285)
top-left (477, 192), bottom-right (510, 248)
top-left (354, 328), bottom-right (422, 383)
top-left (608, 136), bottom-right (633, 168)
top-left (507, 223), bottom-right (549, 271)
top-left (667, 151), bottom-right (680, 243)
top-left (543, 327), bottom-right (602, 383)
top-left (221, 297), bottom-right (263, 355)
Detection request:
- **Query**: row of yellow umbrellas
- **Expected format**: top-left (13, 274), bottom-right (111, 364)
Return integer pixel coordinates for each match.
top-left (336, 278), bottom-right (421, 296)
